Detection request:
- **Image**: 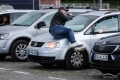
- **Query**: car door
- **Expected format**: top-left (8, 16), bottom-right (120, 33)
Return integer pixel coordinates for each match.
top-left (36, 13), bottom-right (54, 35)
top-left (90, 15), bottom-right (120, 48)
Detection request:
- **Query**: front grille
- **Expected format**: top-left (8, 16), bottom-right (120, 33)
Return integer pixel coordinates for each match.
top-left (28, 55), bottom-right (55, 62)
top-left (31, 41), bottom-right (44, 47)
top-left (91, 59), bottom-right (120, 65)
top-left (91, 59), bottom-right (120, 69)
top-left (93, 45), bottom-right (117, 53)
top-left (93, 45), bottom-right (100, 52)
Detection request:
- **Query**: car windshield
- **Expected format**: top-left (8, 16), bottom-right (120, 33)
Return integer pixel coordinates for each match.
top-left (65, 15), bottom-right (98, 32)
top-left (12, 12), bottom-right (44, 26)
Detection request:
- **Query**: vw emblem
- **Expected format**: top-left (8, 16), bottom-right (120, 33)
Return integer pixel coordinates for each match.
top-left (102, 42), bottom-right (106, 46)
top-left (34, 42), bottom-right (37, 47)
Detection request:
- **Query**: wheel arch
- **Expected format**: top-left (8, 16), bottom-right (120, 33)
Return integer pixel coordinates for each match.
top-left (65, 48), bottom-right (89, 65)
top-left (9, 37), bottom-right (31, 55)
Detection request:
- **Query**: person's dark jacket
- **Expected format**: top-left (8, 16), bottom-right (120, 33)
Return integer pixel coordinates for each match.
top-left (49, 11), bottom-right (73, 31)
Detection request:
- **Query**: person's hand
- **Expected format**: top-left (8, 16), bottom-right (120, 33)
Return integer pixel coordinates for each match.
top-left (67, 13), bottom-right (72, 16)
top-left (99, 29), bottom-right (103, 34)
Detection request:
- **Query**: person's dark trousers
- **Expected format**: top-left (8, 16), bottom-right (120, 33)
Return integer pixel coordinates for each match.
top-left (49, 25), bottom-right (76, 44)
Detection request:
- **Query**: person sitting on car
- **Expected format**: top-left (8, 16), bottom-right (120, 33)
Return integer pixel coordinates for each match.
top-left (49, 7), bottom-right (82, 48)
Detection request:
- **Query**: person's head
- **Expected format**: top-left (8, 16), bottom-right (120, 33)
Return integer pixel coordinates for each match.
top-left (58, 7), bottom-right (69, 14)
top-left (3, 16), bottom-right (8, 23)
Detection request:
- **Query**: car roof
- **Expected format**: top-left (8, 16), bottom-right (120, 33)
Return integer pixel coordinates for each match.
top-left (31, 9), bottom-right (94, 14)
top-left (41, 8), bottom-right (94, 11)
top-left (104, 10), bottom-right (120, 15)
top-left (0, 9), bottom-right (35, 14)
top-left (0, 5), bottom-right (14, 10)
top-left (79, 10), bottom-right (111, 16)
top-left (79, 10), bottom-right (120, 17)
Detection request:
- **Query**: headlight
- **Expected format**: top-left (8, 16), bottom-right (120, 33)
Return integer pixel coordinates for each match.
top-left (45, 42), bottom-right (60, 48)
top-left (28, 41), bottom-right (31, 46)
top-left (0, 33), bottom-right (9, 39)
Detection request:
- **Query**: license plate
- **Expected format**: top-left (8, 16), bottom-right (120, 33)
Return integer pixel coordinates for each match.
top-left (30, 50), bottom-right (38, 55)
top-left (94, 54), bottom-right (108, 61)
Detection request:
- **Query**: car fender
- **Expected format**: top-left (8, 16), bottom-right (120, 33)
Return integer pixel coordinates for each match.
top-left (64, 40), bottom-right (90, 61)
top-left (5, 33), bottom-right (33, 52)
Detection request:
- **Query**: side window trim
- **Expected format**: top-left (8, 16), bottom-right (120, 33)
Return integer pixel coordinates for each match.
top-left (36, 13), bottom-right (55, 28)
top-left (10, 13), bottom-right (12, 23)
top-left (118, 14), bottom-right (120, 31)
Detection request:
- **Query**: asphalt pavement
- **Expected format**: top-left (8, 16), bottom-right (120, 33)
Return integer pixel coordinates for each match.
top-left (0, 56), bottom-right (119, 80)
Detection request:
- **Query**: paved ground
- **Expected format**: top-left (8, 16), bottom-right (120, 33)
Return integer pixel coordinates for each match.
top-left (0, 57), bottom-right (119, 80)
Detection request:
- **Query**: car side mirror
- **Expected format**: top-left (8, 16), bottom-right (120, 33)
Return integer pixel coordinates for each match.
top-left (37, 21), bottom-right (46, 28)
top-left (93, 29), bottom-right (103, 34)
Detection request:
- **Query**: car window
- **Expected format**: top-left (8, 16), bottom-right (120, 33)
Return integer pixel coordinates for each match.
top-left (85, 15), bottom-right (119, 34)
top-left (12, 12), bottom-right (44, 26)
top-left (65, 15), bottom-right (98, 32)
top-left (41, 14), bottom-right (54, 27)
top-left (0, 14), bottom-right (10, 25)
top-left (94, 15), bottom-right (118, 33)
top-left (85, 28), bottom-right (91, 35)
top-left (10, 12), bottom-right (26, 23)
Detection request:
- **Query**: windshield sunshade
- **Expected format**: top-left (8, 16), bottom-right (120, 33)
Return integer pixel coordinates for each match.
top-left (12, 12), bottom-right (44, 26)
top-left (65, 15), bottom-right (98, 32)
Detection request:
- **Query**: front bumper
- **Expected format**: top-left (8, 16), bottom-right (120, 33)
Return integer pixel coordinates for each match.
top-left (0, 40), bottom-right (9, 54)
top-left (27, 46), bottom-right (69, 63)
top-left (90, 53), bottom-right (120, 70)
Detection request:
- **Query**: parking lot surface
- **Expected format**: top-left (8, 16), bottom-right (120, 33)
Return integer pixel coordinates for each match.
top-left (0, 57), bottom-right (119, 80)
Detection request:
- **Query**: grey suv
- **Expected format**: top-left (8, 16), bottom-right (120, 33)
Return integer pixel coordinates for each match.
top-left (0, 9), bottom-right (89, 61)
top-left (27, 10), bottom-right (120, 69)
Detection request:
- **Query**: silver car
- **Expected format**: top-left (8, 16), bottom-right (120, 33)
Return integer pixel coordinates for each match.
top-left (0, 10), bottom-right (34, 26)
top-left (27, 10), bottom-right (120, 69)
top-left (0, 9), bottom-right (90, 62)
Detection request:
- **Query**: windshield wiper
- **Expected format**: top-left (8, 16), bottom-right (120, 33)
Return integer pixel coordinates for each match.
top-left (12, 24), bottom-right (22, 26)
top-left (12, 24), bottom-right (29, 26)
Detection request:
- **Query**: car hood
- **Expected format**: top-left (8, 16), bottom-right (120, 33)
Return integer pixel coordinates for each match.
top-left (32, 33), bottom-right (68, 42)
top-left (0, 25), bottom-right (27, 33)
top-left (31, 32), bottom-right (81, 48)
top-left (96, 33), bottom-right (120, 45)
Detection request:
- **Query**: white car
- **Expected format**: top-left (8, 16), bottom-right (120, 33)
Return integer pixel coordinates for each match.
top-left (27, 10), bottom-right (120, 69)
top-left (0, 9), bottom-right (92, 62)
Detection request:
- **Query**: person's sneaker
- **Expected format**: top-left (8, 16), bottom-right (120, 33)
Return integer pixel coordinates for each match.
top-left (71, 42), bottom-right (83, 48)
top-left (74, 46), bottom-right (86, 52)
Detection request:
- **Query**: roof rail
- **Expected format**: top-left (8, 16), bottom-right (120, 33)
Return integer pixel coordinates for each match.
top-left (40, 6), bottom-right (111, 12)
top-left (40, 6), bottom-right (99, 10)
top-left (104, 10), bottom-right (120, 14)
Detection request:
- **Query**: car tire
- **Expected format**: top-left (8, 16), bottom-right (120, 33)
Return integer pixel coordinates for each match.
top-left (10, 40), bottom-right (28, 62)
top-left (65, 49), bottom-right (87, 70)
top-left (40, 63), bottom-right (53, 66)
top-left (99, 69), bottom-right (118, 75)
